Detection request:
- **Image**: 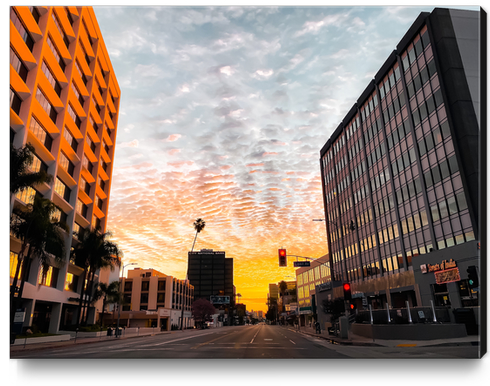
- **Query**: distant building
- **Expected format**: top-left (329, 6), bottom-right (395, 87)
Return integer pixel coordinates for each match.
top-left (319, 8), bottom-right (482, 331)
top-left (187, 249), bottom-right (234, 303)
top-left (10, 6), bottom-right (120, 334)
top-left (111, 268), bottom-right (194, 330)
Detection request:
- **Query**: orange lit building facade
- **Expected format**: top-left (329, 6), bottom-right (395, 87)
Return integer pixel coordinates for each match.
top-left (10, 6), bottom-right (120, 333)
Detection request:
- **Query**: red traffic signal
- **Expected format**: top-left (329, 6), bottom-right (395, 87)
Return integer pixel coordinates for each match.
top-left (350, 304), bottom-right (355, 310)
top-left (343, 282), bottom-right (352, 301)
top-left (278, 249), bottom-right (287, 267)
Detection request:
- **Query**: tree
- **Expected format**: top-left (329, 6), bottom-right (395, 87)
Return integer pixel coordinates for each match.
top-left (191, 218), bottom-right (206, 252)
top-left (279, 280), bottom-right (288, 296)
top-left (91, 281), bottom-right (121, 327)
top-left (10, 143), bottom-right (52, 196)
top-left (71, 227), bottom-right (122, 326)
top-left (10, 195), bottom-right (67, 326)
top-left (192, 298), bottom-right (216, 329)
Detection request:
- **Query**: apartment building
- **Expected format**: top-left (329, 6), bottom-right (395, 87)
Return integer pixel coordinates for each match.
top-left (10, 6), bottom-right (120, 333)
top-left (110, 268), bottom-right (194, 330)
top-left (319, 8), bottom-right (482, 328)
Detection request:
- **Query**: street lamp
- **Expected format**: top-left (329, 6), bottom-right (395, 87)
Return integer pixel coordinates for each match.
top-left (116, 262), bottom-right (137, 338)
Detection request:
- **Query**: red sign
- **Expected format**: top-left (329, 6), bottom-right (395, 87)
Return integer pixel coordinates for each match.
top-left (434, 267), bottom-right (461, 284)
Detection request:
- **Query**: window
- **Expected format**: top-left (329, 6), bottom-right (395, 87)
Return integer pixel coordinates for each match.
top-left (124, 281), bottom-right (132, 292)
top-left (64, 272), bottom-right (78, 292)
top-left (47, 35), bottom-right (65, 72)
top-left (16, 186), bottom-right (37, 205)
top-left (10, 88), bottom-right (22, 115)
top-left (29, 116), bottom-right (52, 151)
top-left (38, 265), bottom-right (58, 287)
top-left (10, 47), bottom-right (28, 82)
top-left (36, 88), bottom-right (57, 123)
top-left (10, 251), bottom-right (22, 279)
top-left (63, 126), bottom-right (78, 151)
top-left (67, 104), bottom-right (81, 128)
top-left (76, 199), bottom-right (88, 218)
top-left (41, 61), bottom-right (62, 96)
top-left (59, 151), bottom-right (74, 176)
top-left (11, 8), bottom-right (34, 51)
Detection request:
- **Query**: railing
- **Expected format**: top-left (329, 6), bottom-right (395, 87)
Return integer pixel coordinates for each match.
top-left (353, 306), bottom-right (451, 325)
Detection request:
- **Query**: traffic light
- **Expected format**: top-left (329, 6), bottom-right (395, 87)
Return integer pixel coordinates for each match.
top-left (350, 303), bottom-right (355, 310)
top-left (343, 282), bottom-right (352, 301)
top-left (467, 266), bottom-right (479, 289)
top-left (278, 249), bottom-right (287, 267)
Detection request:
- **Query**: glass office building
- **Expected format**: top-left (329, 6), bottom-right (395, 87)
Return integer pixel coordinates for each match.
top-left (319, 8), bottom-right (482, 314)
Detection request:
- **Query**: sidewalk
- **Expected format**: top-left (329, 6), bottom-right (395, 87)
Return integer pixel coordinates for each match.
top-left (10, 328), bottom-right (176, 354)
top-left (288, 325), bottom-right (480, 348)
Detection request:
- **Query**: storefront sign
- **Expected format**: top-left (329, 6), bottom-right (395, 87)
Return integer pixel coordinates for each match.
top-left (434, 267), bottom-right (461, 284)
top-left (421, 259), bottom-right (457, 274)
top-left (317, 282), bottom-right (332, 292)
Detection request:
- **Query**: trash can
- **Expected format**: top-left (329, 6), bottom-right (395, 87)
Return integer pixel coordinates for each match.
top-left (107, 328), bottom-right (113, 336)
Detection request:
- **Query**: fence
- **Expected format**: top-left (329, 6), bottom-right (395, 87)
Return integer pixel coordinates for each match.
top-left (354, 306), bottom-right (451, 325)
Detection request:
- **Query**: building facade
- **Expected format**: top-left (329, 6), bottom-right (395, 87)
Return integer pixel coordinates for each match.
top-left (319, 8), bottom-right (482, 325)
top-left (111, 268), bottom-right (194, 330)
top-left (10, 6), bottom-right (120, 333)
top-left (187, 249), bottom-right (234, 302)
top-left (295, 255), bottom-right (331, 325)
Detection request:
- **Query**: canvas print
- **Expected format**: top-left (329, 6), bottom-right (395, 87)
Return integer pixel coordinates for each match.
top-left (9, 5), bottom-right (484, 364)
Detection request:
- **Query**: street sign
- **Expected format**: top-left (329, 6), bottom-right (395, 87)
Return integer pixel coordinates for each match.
top-left (210, 295), bottom-right (230, 304)
top-left (293, 261), bottom-right (311, 267)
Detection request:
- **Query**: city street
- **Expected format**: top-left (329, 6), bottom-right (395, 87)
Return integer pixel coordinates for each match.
top-left (10, 324), bottom-right (479, 359)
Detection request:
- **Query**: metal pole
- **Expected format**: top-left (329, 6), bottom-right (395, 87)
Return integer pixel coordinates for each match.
top-left (406, 301), bottom-right (412, 323)
top-left (369, 305), bottom-right (373, 324)
top-left (430, 300), bottom-right (437, 323)
top-left (386, 303), bottom-right (391, 323)
top-left (117, 263), bottom-right (137, 338)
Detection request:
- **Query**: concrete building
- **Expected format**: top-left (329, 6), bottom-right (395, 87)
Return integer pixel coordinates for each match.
top-left (10, 6), bottom-right (120, 334)
top-left (295, 255), bottom-right (331, 325)
top-left (318, 8), bottom-right (482, 332)
top-left (109, 268), bottom-right (194, 330)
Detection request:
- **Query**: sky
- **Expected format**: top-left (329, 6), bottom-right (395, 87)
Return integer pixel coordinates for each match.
top-left (92, 4), bottom-right (479, 313)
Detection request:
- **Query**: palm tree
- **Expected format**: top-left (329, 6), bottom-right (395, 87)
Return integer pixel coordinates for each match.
top-left (10, 143), bottom-right (52, 196)
top-left (10, 195), bottom-right (67, 325)
top-left (71, 227), bottom-right (122, 326)
top-left (191, 218), bottom-right (206, 252)
top-left (91, 281), bottom-right (121, 327)
top-left (180, 218), bottom-right (206, 330)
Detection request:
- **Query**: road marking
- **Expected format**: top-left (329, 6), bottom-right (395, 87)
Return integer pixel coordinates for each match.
top-left (397, 344), bottom-right (417, 347)
top-left (290, 340), bottom-right (296, 345)
top-left (250, 329), bottom-right (260, 343)
top-left (264, 339), bottom-right (273, 341)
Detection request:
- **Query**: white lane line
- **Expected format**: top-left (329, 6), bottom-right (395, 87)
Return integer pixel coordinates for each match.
top-left (290, 340), bottom-right (296, 345)
top-left (250, 329), bottom-right (260, 344)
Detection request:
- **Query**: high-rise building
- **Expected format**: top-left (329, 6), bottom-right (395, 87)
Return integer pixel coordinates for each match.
top-left (10, 6), bottom-right (120, 333)
top-left (187, 249), bottom-right (234, 303)
top-left (319, 7), bottom-right (482, 324)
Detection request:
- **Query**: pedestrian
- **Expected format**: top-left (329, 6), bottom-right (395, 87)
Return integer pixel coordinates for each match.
top-left (315, 321), bottom-right (321, 334)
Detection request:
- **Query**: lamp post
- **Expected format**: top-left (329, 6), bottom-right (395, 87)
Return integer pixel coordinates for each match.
top-left (116, 262), bottom-right (137, 338)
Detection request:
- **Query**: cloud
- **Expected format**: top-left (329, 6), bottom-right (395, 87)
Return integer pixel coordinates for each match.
top-left (119, 139), bottom-right (139, 148)
top-left (163, 134), bottom-right (182, 142)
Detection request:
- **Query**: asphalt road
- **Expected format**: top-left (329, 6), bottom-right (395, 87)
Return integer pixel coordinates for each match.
top-left (10, 324), bottom-right (479, 359)
top-left (11, 324), bottom-right (349, 359)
